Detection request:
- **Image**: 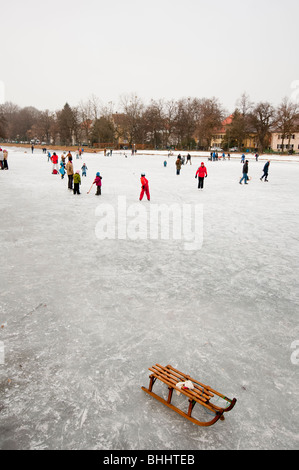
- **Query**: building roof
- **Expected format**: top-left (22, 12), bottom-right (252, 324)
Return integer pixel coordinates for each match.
top-left (214, 115), bottom-right (233, 134)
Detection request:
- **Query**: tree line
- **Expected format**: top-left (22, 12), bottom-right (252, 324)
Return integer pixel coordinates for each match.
top-left (0, 93), bottom-right (298, 152)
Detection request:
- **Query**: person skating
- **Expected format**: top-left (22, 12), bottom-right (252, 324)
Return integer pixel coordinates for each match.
top-left (195, 162), bottom-right (208, 190)
top-left (61, 152), bottom-right (66, 165)
top-left (186, 153), bottom-right (192, 165)
top-left (59, 162), bottom-right (66, 179)
top-left (260, 161), bottom-right (270, 182)
top-left (66, 156), bottom-right (74, 189)
top-left (73, 171), bottom-right (81, 194)
top-left (51, 152), bottom-right (59, 173)
top-left (239, 160), bottom-right (249, 184)
top-left (175, 157), bottom-right (182, 175)
top-left (139, 173), bottom-right (150, 201)
top-left (0, 148), bottom-right (4, 170)
top-left (81, 163), bottom-right (88, 177)
top-left (3, 149), bottom-right (8, 169)
top-left (93, 172), bottom-right (102, 195)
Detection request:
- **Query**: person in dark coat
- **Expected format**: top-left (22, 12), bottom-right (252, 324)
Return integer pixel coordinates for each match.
top-left (175, 157), bottom-right (182, 175)
top-left (239, 160), bottom-right (249, 184)
top-left (260, 161), bottom-right (270, 182)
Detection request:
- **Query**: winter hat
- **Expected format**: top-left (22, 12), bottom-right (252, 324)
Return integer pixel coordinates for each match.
top-left (141, 173), bottom-right (145, 176)
top-left (76, 170), bottom-right (80, 174)
top-left (96, 172), bottom-right (100, 176)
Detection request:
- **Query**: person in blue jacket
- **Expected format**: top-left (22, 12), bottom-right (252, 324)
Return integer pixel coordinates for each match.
top-left (260, 161), bottom-right (270, 182)
top-left (81, 163), bottom-right (88, 177)
top-left (59, 162), bottom-right (66, 179)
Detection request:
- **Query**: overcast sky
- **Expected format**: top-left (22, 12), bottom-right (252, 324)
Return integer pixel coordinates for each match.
top-left (1, 0), bottom-right (299, 113)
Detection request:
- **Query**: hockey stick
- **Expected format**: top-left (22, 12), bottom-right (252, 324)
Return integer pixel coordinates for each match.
top-left (87, 183), bottom-right (93, 194)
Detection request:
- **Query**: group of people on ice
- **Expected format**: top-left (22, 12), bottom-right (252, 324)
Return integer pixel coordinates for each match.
top-left (239, 159), bottom-right (270, 184)
top-left (46, 147), bottom-right (271, 199)
top-left (48, 150), bottom-right (101, 196)
top-left (175, 154), bottom-right (192, 173)
top-left (209, 151), bottom-right (230, 161)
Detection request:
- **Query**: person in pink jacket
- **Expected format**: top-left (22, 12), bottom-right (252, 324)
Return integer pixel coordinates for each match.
top-left (93, 172), bottom-right (102, 195)
top-left (195, 162), bottom-right (208, 190)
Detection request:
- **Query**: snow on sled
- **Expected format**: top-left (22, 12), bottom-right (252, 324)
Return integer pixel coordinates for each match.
top-left (141, 364), bottom-right (237, 427)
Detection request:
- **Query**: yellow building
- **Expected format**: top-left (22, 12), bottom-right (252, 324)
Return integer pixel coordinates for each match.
top-left (211, 115), bottom-right (258, 150)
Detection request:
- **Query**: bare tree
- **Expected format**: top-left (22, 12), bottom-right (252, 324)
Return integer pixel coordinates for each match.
top-left (88, 94), bottom-right (101, 121)
top-left (195, 97), bottom-right (224, 149)
top-left (142, 99), bottom-right (165, 148)
top-left (0, 109), bottom-right (7, 138)
top-left (236, 92), bottom-right (253, 116)
top-left (78, 100), bottom-right (94, 144)
top-left (249, 102), bottom-right (276, 153)
top-left (28, 109), bottom-right (55, 143)
top-left (174, 97), bottom-right (198, 149)
top-left (275, 97), bottom-right (299, 153)
top-left (119, 93), bottom-right (144, 147)
top-left (163, 99), bottom-right (178, 147)
top-left (0, 102), bottom-right (20, 140)
top-left (225, 92), bottom-right (255, 149)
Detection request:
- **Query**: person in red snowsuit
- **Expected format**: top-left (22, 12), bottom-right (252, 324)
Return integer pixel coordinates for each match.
top-left (195, 162), bottom-right (208, 190)
top-left (51, 152), bottom-right (59, 173)
top-left (139, 173), bottom-right (150, 201)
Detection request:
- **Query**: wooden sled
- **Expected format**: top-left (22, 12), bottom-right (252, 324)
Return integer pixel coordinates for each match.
top-left (141, 364), bottom-right (237, 427)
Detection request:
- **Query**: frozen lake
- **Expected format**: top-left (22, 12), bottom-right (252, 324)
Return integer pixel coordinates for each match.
top-left (0, 147), bottom-right (298, 450)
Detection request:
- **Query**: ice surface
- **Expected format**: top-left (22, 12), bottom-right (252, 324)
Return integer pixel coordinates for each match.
top-left (0, 148), bottom-right (298, 450)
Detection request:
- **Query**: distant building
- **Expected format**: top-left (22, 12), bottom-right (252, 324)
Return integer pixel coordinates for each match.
top-left (271, 132), bottom-right (299, 154)
top-left (211, 114), bottom-right (259, 151)
top-left (210, 115), bottom-right (233, 149)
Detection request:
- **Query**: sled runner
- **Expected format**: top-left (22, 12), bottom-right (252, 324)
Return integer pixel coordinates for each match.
top-left (141, 364), bottom-right (237, 427)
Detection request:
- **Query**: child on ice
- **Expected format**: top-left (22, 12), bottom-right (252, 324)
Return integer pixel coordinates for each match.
top-left (93, 172), bottom-right (102, 195)
top-left (73, 171), bottom-right (81, 194)
top-left (139, 173), bottom-right (150, 201)
top-left (51, 152), bottom-right (59, 173)
top-left (81, 163), bottom-right (88, 177)
top-left (59, 162), bottom-right (66, 179)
